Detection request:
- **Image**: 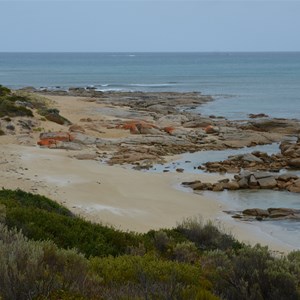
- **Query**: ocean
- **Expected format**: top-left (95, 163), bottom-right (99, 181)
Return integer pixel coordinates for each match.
top-left (0, 52), bottom-right (300, 120)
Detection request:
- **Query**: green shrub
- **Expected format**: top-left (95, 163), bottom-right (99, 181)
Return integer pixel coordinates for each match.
top-left (0, 224), bottom-right (101, 300)
top-left (14, 90), bottom-right (52, 109)
top-left (172, 241), bottom-right (198, 263)
top-left (0, 189), bottom-right (140, 257)
top-left (0, 85), bottom-right (11, 96)
top-left (176, 218), bottom-right (241, 251)
top-left (203, 245), bottom-right (300, 300)
top-left (0, 189), bottom-right (72, 216)
top-left (0, 99), bottom-right (33, 117)
top-left (0, 224), bottom-right (45, 300)
top-left (38, 107), bottom-right (71, 125)
top-left (90, 254), bottom-right (217, 299)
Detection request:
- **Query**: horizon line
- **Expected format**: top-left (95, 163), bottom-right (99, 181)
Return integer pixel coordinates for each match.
top-left (1, 51), bottom-right (300, 54)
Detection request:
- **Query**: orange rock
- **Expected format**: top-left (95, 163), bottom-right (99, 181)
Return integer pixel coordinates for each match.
top-left (205, 125), bottom-right (219, 134)
top-left (117, 120), bottom-right (158, 134)
top-left (39, 132), bottom-right (73, 142)
top-left (37, 139), bottom-right (57, 146)
top-left (164, 126), bottom-right (175, 134)
top-left (38, 131), bottom-right (75, 147)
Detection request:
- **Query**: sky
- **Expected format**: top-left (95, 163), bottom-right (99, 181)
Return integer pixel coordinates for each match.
top-left (0, 1), bottom-right (299, 52)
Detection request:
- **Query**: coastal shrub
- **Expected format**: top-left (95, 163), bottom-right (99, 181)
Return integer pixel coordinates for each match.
top-left (172, 241), bottom-right (199, 263)
top-left (0, 189), bottom-right (72, 216)
top-left (153, 230), bottom-right (171, 252)
top-left (38, 107), bottom-right (71, 125)
top-left (0, 204), bottom-right (6, 222)
top-left (0, 224), bottom-right (102, 300)
top-left (3, 94), bottom-right (31, 103)
top-left (0, 189), bottom-right (140, 257)
top-left (0, 99), bottom-right (33, 117)
top-left (203, 245), bottom-right (300, 300)
top-left (176, 217), bottom-right (241, 251)
top-left (1, 188), bottom-right (300, 300)
top-left (288, 250), bottom-right (300, 277)
top-left (90, 254), bottom-right (218, 299)
top-left (36, 290), bottom-right (88, 300)
top-left (0, 86), bottom-right (70, 124)
top-left (0, 224), bottom-right (45, 300)
top-left (0, 86), bottom-right (35, 117)
top-left (0, 85), bottom-right (11, 96)
top-left (14, 90), bottom-right (53, 109)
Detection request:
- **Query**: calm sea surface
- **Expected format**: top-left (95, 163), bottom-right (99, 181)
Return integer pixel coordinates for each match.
top-left (0, 52), bottom-right (300, 120)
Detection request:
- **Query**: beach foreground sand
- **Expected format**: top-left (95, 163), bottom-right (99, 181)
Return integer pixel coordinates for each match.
top-left (0, 92), bottom-right (298, 253)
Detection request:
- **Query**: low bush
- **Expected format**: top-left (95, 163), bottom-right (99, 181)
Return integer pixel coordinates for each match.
top-left (202, 245), bottom-right (300, 300)
top-left (0, 99), bottom-right (33, 117)
top-left (90, 254), bottom-right (218, 299)
top-left (0, 189), bottom-right (140, 257)
top-left (176, 217), bottom-right (241, 251)
top-left (0, 224), bottom-right (101, 300)
top-left (0, 189), bottom-right (300, 299)
top-left (0, 84), bottom-right (11, 96)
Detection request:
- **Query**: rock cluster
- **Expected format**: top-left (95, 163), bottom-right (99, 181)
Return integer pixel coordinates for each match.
top-left (27, 90), bottom-right (300, 167)
top-left (202, 151), bottom-right (287, 173)
top-left (226, 208), bottom-right (300, 221)
top-left (280, 139), bottom-right (300, 168)
top-left (202, 140), bottom-right (300, 173)
top-left (116, 120), bottom-right (161, 135)
top-left (240, 118), bottom-right (300, 135)
top-left (182, 171), bottom-right (300, 193)
top-left (248, 113), bottom-right (269, 119)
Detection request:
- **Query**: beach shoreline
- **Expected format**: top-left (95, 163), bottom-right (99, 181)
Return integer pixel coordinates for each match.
top-left (1, 90), bottom-right (300, 253)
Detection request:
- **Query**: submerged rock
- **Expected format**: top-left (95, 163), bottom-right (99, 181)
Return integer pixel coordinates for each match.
top-left (227, 207), bottom-right (300, 221)
top-left (182, 171), bottom-right (300, 193)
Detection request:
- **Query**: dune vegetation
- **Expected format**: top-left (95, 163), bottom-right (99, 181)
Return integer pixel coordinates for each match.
top-left (0, 189), bottom-right (300, 300)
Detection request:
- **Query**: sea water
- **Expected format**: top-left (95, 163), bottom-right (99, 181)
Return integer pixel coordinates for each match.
top-left (0, 52), bottom-right (300, 120)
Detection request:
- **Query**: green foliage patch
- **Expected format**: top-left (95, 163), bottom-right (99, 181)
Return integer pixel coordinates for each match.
top-left (0, 189), bottom-right (140, 257)
top-left (0, 189), bottom-right (300, 300)
top-left (0, 84), bottom-right (71, 124)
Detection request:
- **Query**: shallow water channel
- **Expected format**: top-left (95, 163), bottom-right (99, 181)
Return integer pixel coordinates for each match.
top-left (149, 142), bottom-right (300, 249)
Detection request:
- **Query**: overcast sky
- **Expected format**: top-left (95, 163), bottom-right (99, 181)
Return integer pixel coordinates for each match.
top-left (0, 1), bottom-right (299, 52)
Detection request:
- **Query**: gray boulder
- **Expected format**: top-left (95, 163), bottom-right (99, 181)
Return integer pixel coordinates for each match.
top-left (257, 177), bottom-right (277, 189)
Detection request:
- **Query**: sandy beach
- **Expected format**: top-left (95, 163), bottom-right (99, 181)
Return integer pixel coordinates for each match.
top-left (1, 91), bottom-right (299, 253)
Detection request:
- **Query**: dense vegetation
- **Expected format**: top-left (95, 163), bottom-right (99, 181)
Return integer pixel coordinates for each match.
top-left (0, 189), bottom-right (300, 299)
top-left (0, 85), bottom-right (33, 117)
top-left (0, 84), bottom-right (70, 124)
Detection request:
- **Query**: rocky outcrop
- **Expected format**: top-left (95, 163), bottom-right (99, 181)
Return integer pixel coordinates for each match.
top-left (248, 113), bottom-right (269, 119)
top-left (117, 120), bottom-right (161, 135)
top-left (226, 208), bottom-right (300, 221)
top-left (202, 151), bottom-right (287, 173)
top-left (240, 118), bottom-right (300, 135)
top-left (30, 90), bottom-right (299, 168)
top-left (38, 132), bottom-right (74, 147)
top-left (202, 140), bottom-right (300, 173)
top-left (204, 125), bottom-right (220, 134)
top-left (69, 124), bottom-right (85, 133)
top-left (182, 171), bottom-right (300, 193)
